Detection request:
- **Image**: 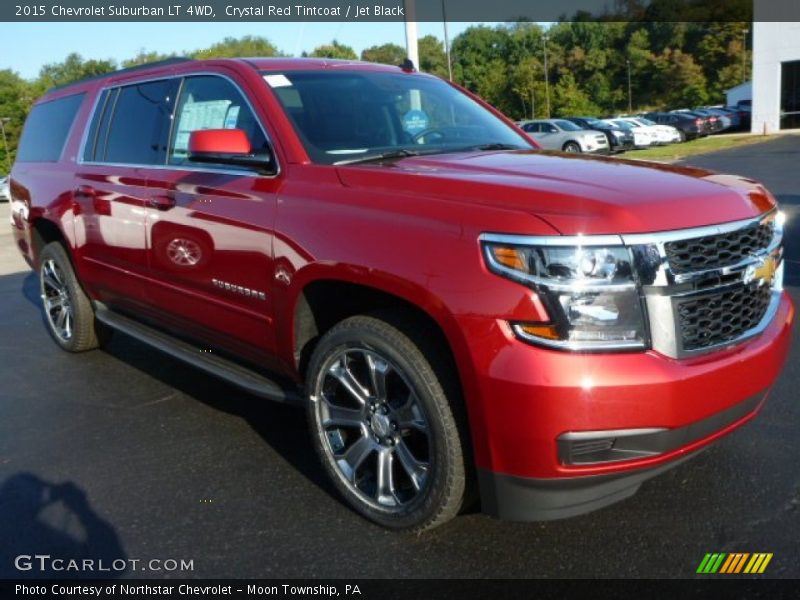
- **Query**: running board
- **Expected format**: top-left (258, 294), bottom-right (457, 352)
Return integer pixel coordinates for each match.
top-left (94, 303), bottom-right (302, 404)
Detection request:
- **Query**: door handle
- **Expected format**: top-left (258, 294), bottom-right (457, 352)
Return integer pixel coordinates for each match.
top-left (74, 185), bottom-right (96, 197)
top-left (149, 194), bottom-right (176, 211)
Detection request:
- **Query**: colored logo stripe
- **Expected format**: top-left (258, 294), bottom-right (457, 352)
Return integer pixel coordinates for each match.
top-left (697, 553), bottom-right (773, 574)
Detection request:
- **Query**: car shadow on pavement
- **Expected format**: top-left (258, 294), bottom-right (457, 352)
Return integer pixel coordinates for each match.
top-left (18, 271), bottom-right (338, 504)
top-left (0, 473), bottom-right (127, 579)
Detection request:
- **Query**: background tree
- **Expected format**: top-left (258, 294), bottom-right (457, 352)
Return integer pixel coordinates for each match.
top-left (191, 35), bottom-right (281, 59)
top-left (308, 40), bottom-right (358, 60)
top-left (361, 43), bottom-right (406, 65)
top-left (0, 70), bottom-right (32, 174)
top-left (418, 35), bottom-right (449, 78)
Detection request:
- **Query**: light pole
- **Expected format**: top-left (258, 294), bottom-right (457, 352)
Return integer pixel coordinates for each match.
top-left (627, 59), bottom-right (632, 114)
top-left (741, 28), bottom-right (749, 83)
top-left (442, 0), bottom-right (453, 81)
top-left (0, 118), bottom-right (10, 174)
top-left (542, 33), bottom-right (550, 118)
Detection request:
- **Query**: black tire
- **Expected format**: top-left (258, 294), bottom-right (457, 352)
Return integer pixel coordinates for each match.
top-left (562, 141), bottom-right (581, 153)
top-left (306, 311), bottom-right (468, 531)
top-left (39, 242), bottom-right (110, 352)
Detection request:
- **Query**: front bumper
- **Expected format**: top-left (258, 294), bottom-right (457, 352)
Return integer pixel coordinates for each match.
top-left (460, 290), bottom-right (793, 520)
top-left (478, 391), bottom-right (765, 521)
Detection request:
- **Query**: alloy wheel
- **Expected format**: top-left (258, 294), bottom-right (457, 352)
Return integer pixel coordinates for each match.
top-left (313, 348), bottom-right (432, 511)
top-left (40, 258), bottom-right (74, 342)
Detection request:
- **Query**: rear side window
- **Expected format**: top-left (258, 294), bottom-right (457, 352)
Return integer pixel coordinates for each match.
top-left (100, 79), bottom-right (178, 165)
top-left (17, 93), bottom-right (85, 162)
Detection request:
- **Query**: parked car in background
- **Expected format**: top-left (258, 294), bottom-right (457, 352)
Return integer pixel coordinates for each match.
top-left (603, 119), bottom-right (654, 148)
top-left (672, 109), bottom-right (723, 134)
top-left (0, 176), bottom-right (10, 202)
top-left (617, 117), bottom-right (682, 144)
top-left (642, 112), bottom-right (706, 140)
top-left (724, 105), bottom-right (751, 131)
top-left (564, 116), bottom-right (634, 153)
top-left (692, 108), bottom-right (731, 132)
top-left (704, 107), bottom-right (741, 130)
top-left (519, 119), bottom-right (609, 153)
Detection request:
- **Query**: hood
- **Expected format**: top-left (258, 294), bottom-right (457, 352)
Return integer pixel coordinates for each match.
top-left (336, 150), bottom-right (775, 235)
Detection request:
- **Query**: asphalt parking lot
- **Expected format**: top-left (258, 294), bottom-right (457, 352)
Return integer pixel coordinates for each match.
top-left (0, 135), bottom-right (798, 580)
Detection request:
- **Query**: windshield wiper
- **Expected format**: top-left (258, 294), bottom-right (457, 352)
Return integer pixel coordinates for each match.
top-left (334, 148), bottom-right (426, 165)
top-left (450, 143), bottom-right (528, 152)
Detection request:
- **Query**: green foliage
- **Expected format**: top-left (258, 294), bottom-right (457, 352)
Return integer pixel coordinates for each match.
top-left (309, 40), bottom-right (358, 60)
top-left (190, 35), bottom-right (280, 59)
top-left (0, 23), bottom-right (755, 174)
top-left (361, 43), bottom-right (406, 65)
top-left (418, 35), bottom-right (450, 79)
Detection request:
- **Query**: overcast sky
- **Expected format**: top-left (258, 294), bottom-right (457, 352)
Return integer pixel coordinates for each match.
top-left (0, 21), bottom-right (496, 79)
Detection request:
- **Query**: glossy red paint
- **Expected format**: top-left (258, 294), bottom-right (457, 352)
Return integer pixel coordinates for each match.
top-left (9, 58), bottom-right (793, 504)
top-left (188, 128), bottom-right (252, 155)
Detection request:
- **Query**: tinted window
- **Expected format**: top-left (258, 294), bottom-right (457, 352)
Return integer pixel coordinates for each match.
top-left (17, 93), bottom-right (85, 162)
top-left (265, 70), bottom-right (531, 164)
top-left (170, 75), bottom-right (268, 169)
top-left (82, 89), bottom-right (111, 162)
top-left (553, 120), bottom-right (581, 131)
top-left (103, 79), bottom-right (178, 165)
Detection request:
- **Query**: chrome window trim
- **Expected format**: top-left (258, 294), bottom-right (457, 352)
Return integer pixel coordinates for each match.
top-left (76, 71), bottom-right (281, 179)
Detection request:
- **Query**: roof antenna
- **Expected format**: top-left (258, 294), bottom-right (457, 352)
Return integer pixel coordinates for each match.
top-left (400, 58), bottom-right (416, 72)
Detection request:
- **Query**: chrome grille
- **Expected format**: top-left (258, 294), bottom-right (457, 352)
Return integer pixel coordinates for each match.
top-left (624, 211), bottom-right (783, 359)
top-left (664, 221), bottom-right (774, 274)
top-left (676, 283), bottom-right (773, 351)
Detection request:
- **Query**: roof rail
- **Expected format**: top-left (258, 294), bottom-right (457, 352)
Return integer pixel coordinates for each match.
top-left (46, 57), bottom-right (194, 93)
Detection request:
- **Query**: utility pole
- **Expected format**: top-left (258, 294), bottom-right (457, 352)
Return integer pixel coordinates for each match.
top-left (0, 118), bottom-right (10, 174)
top-left (742, 28), bottom-right (749, 83)
top-left (442, 0), bottom-right (452, 81)
top-left (627, 59), bottom-right (633, 114)
top-left (404, 0), bottom-right (421, 109)
top-left (543, 33), bottom-right (550, 118)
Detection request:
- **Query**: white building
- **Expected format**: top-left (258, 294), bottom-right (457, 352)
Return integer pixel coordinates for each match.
top-left (751, 21), bottom-right (800, 133)
top-left (725, 81), bottom-right (751, 108)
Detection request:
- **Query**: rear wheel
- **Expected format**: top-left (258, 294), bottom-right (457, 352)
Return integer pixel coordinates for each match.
top-left (562, 141), bottom-right (581, 153)
top-left (39, 242), bottom-right (110, 352)
top-left (306, 312), bottom-right (468, 531)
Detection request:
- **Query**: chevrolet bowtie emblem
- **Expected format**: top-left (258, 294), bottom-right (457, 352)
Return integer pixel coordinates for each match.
top-left (744, 254), bottom-right (777, 287)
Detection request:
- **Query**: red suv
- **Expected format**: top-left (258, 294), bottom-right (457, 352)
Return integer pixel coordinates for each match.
top-left (9, 58), bottom-right (793, 531)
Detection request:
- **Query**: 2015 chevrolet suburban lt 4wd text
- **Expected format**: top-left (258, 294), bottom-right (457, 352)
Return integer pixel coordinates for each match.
top-left (9, 57), bottom-right (794, 531)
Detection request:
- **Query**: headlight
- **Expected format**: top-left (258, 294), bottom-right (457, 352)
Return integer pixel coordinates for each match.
top-left (481, 235), bottom-right (648, 351)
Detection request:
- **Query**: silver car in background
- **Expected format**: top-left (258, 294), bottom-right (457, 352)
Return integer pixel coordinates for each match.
top-left (0, 177), bottom-right (10, 202)
top-left (519, 119), bottom-right (609, 153)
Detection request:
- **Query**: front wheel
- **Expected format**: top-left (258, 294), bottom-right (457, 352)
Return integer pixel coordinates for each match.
top-left (562, 141), bottom-right (581, 153)
top-left (306, 313), bottom-right (468, 531)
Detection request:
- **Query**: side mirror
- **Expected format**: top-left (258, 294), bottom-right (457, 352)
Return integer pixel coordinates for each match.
top-left (188, 129), bottom-right (273, 172)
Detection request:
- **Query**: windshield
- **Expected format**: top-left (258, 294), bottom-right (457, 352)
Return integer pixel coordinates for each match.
top-left (637, 118), bottom-right (656, 126)
top-left (263, 70), bottom-right (532, 164)
top-left (553, 119), bottom-right (583, 131)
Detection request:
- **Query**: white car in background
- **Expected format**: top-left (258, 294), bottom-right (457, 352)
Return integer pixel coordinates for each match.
top-left (519, 119), bottom-right (610, 153)
top-left (618, 117), bottom-right (683, 144)
top-left (0, 177), bottom-right (10, 202)
top-left (602, 119), bottom-right (654, 148)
